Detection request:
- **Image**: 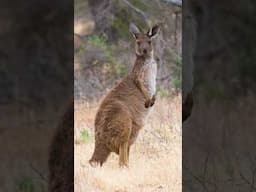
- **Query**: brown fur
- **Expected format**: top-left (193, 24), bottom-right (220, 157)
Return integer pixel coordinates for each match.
top-left (89, 24), bottom-right (160, 167)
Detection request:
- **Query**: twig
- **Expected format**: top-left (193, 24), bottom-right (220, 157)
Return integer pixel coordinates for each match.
top-left (82, 60), bottom-right (103, 71)
top-left (160, 0), bottom-right (182, 7)
top-left (239, 171), bottom-right (256, 191)
top-left (157, 74), bottom-right (172, 81)
top-left (29, 163), bottom-right (48, 183)
top-left (74, 33), bottom-right (83, 40)
top-left (211, 156), bottom-right (218, 192)
top-left (251, 169), bottom-right (256, 192)
top-left (184, 165), bottom-right (210, 192)
top-left (120, 0), bottom-right (150, 26)
top-left (203, 152), bottom-right (210, 181)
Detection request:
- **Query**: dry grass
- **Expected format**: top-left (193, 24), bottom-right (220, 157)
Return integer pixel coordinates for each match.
top-left (74, 94), bottom-right (182, 192)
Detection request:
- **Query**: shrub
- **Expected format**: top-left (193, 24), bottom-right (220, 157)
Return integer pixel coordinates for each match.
top-left (80, 129), bottom-right (90, 143)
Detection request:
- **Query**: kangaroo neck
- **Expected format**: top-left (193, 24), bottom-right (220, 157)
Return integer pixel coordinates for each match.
top-left (131, 53), bottom-right (155, 75)
top-left (135, 52), bottom-right (154, 65)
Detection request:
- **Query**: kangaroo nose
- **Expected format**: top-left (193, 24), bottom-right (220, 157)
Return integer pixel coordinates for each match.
top-left (143, 49), bottom-right (147, 54)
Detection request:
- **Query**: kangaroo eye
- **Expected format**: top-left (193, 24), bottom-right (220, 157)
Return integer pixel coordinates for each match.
top-left (137, 41), bottom-right (141, 45)
top-left (148, 41), bottom-right (151, 44)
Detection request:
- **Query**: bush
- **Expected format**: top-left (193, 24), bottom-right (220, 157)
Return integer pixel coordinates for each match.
top-left (87, 35), bottom-right (107, 49)
top-left (80, 129), bottom-right (90, 143)
top-left (172, 55), bottom-right (182, 90)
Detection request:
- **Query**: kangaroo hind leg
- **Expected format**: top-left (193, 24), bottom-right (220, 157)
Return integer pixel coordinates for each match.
top-left (119, 141), bottom-right (129, 167)
top-left (89, 143), bottom-right (110, 167)
top-left (107, 102), bottom-right (132, 167)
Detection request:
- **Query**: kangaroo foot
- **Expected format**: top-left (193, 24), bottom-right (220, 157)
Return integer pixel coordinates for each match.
top-left (89, 159), bottom-right (103, 167)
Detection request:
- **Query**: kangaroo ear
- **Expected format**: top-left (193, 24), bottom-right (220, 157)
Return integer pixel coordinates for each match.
top-left (129, 23), bottom-right (140, 39)
top-left (147, 24), bottom-right (160, 38)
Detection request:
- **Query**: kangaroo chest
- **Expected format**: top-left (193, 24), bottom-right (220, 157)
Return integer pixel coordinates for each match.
top-left (143, 57), bottom-right (157, 97)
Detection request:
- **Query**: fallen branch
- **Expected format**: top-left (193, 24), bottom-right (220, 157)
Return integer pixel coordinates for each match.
top-left (161, 0), bottom-right (182, 7)
top-left (29, 163), bottom-right (48, 183)
top-left (157, 74), bottom-right (172, 81)
top-left (120, 0), bottom-right (150, 26)
top-left (239, 171), bottom-right (256, 191)
top-left (184, 166), bottom-right (210, 192)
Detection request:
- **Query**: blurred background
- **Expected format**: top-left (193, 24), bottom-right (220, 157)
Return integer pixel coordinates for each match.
top-left (74, 0), bottom-right (182, 100)
top-left (183, 1), bottom-right (256, 191)
top-left (0, 1), bottom-right (73, 191)
top-left (74, 0), bottom-right (182, 191)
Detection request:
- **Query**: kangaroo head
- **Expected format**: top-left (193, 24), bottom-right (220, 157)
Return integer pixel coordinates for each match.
top-left (129, 23), bottom-right (160, 57)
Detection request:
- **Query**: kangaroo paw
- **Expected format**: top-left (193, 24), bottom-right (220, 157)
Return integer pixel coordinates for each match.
top-left (89, 159), bottom-right (100, 167)
top-left (145, 99), bottom-right (151, 108)
top-left (150, 95), bottom-right (156, 107)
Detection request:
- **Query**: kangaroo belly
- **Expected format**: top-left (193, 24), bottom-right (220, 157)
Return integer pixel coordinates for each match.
top-left (144, 59), bottom-right (157, 97)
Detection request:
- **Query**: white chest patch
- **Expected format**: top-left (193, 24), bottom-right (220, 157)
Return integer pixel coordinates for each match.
top-left (143, 57), bottom-right (157, 97)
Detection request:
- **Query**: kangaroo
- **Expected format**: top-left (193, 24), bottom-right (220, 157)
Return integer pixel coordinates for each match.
top-left (89, 23), bottom-right (160, 167)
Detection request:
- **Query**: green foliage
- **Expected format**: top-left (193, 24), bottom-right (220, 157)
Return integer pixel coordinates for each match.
top-left (75, 0), bottom-right (88, 18)
top-left (86, 35), bottom-right (114, 63)
top-left (172, 55), bottom-right (182, 90)
top-left (164, 47), bottom-right (182, 91)
top-left (16, 177), bottom-right (45, 192)
top-left (86, 35), bottom-right (114, 61)
top-left (112, 0), bottom-right (148, 40)
top-left (17, 177), bottom-right (34, 192)
top-left (157, 88), bottom-right (169, 98)
top-left (87, 35), bottom-right (108, 49)
top-left (238, 45), bottom-right (256, 83)
top-left (80, 129), bottom-right (90, 143)
top-left (77, 43), bottom-right (85, 58)
top-left (129, 0), bottom-right (147, 11)
top-left (118, 64), bottom-right (128, 77)
top-left (176, 55), bottom-right (182, 66)
top-left (172, 78), bottom-right (181, 90)
top-left (86, 35), bottom-right (129, 81)
top-left (202, 82), bottom-right (226, 101)
top-left (159, 89), bottom-right (169, 97)
top-left (113, 10), bottom-right (130, 40)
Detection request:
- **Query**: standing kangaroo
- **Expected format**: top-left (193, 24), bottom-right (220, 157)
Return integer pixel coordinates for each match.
top-left (89, 23), bottom-right (160, 167)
